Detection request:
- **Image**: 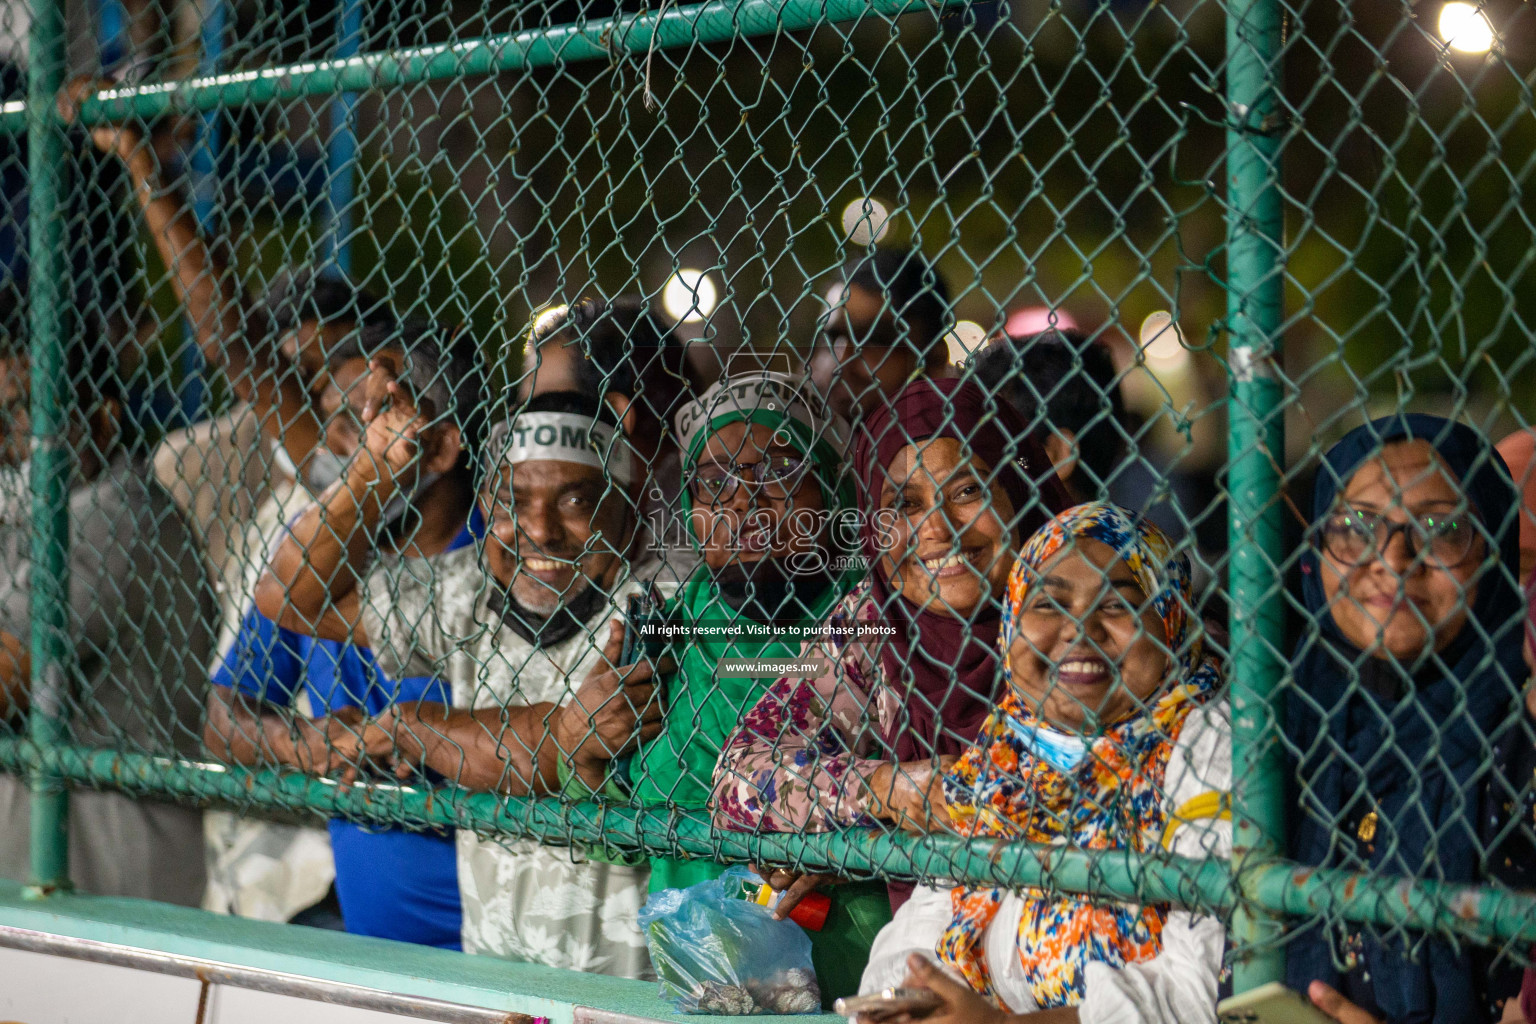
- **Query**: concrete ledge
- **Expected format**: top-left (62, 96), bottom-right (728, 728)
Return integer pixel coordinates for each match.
top-left (0, 881), bottom-right (841, 1024)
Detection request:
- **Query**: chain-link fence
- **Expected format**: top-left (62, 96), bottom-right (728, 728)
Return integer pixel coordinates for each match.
top-left (0, 0), bottom-right (1533, 1015)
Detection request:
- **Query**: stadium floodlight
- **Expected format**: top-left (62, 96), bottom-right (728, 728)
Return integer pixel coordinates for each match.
top-left (946, 320), bottom-right (988, 366)
top-left (1438, 2), bottom-right (1494, 54)
top-left (662, 269), bottom-right (719, 323)
top-left (841, 197), bottom-right (891, 245)
top-left (1140, 310), bottom-right (1190, 371)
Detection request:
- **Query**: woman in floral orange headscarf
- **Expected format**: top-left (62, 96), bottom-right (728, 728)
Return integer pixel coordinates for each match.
top-left (852, 502), bottom-right (1231, 1024)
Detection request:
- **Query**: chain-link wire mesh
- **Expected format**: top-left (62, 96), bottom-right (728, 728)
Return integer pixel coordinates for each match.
top-left (0, 0), bottom-right (1533, 1012)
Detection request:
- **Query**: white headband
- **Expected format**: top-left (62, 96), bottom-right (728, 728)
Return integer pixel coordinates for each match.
top-left (675, 371), bottom-right (849, 458)
top-left (489, 411), bottom-right (634, 485)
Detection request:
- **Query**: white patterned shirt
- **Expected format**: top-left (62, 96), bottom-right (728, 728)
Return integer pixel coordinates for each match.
top-left (362, 545), bottom-right (651, 978)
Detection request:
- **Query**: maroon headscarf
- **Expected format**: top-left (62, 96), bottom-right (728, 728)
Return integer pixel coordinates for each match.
top-left (853, 378), bottom-right (1073, 763)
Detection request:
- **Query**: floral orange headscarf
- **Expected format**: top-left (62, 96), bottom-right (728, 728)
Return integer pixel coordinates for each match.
top-left (936, 502), bottom-right (1222, 1009)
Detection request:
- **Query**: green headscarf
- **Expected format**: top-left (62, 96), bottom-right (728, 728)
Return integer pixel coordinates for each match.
top-left (673, 371), bottom-right (855, 535)
top-left (631, 372), bottom-right (863, 889)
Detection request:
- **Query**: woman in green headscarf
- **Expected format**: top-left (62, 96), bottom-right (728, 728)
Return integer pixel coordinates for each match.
top-left (569, 371), bottom-right (884, 1001)
top-left (633, 371), bottom-right (863, 877)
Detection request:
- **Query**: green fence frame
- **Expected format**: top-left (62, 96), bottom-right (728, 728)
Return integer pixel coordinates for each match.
top-left (8, 0), bottom-right (1536, 998)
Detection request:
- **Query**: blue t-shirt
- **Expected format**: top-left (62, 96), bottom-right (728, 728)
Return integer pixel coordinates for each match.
top-left (211, 509), bottom-right (483, 949)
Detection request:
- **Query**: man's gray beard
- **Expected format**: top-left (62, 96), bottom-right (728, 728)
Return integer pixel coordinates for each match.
top-left (510, 572), bottom-right (591, 618)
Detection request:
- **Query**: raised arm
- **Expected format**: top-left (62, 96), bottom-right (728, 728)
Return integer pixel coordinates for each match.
top-left (57, 78), bottom-right (319, 459)
top-left (255, 360), bottom-right (455, 642)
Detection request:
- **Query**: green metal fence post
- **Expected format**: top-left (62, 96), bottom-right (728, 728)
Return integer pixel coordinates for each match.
top-left (24, 0), bottom-right (73, 898)
top-left (1224, 0), bottom-right (1288, 990)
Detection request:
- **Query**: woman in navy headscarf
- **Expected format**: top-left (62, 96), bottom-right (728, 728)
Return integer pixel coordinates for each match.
top-left (1287, 414), bottom-right (1535, 1024)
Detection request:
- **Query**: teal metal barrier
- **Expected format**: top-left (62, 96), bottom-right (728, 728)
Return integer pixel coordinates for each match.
top-left (3, 739), bottom-right (1535, 951)
top-left (1222, 0), bottom-right (1290, 989)
top-left (0, 0), bottom-right (962, 131)
top-left (4, 0), bottom-right (1533, 1003)
top-left (23, 0), bottom-right (72, 899)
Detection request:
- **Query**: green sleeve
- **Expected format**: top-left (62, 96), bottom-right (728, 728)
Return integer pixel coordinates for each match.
top-left (555, 757), bottom-right (648, 867)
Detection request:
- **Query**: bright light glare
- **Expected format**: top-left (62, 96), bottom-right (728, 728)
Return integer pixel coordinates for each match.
top-left (841, 198), bottom-right (891, 245)
top-left (946, 320), bottom-right (989, 366)
top-left (1004, 306), bottom-right (1079, 338)
top-left (1139, 311), bottom-right (1190, 370)
top-left (662, 270), bottom-right (719, 323)
top-left (1438, 3), bottom-right (1494, 54)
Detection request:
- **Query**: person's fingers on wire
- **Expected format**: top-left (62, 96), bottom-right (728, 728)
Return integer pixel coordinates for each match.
top-left (57, 75), bottom-right (105, 124)
top-left (385, 379), bottom-right (423, 425)
top-left (599, 621), bottom-right (625, 670)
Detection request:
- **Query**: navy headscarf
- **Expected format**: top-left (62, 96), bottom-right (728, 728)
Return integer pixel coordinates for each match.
top-left (1286, 414), bottom-right (1527, 1024)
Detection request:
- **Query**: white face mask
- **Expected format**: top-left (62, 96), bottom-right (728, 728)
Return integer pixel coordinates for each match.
top-left (1004, 714), bottom-right (1091, 773)
top-left (375, 471), bottom-right (442, 531)
top-left (269, 441), bottom-right (299, 484)
top-left (303, 448), bottom-right (348, 494)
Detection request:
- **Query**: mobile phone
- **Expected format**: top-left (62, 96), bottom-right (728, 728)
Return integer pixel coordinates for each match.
top-left (619, 593), bottom-right (650, 666)
top-left (620, 589), bottom-right (671, 713)
top-left (833, 988), bottom-right (942, 1022)
top-left (620, 591), bottom-right (667, 666)
top-left (1217, 982), bottom-right (1339, 1024)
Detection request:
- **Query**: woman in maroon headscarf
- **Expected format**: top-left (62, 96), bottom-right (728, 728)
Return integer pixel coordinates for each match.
top-left (711, 378), bottom-right (1072, 905)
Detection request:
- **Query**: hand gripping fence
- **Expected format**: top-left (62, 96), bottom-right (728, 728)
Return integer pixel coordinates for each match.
top-left (0, 0), bottom-right (1533, 1003)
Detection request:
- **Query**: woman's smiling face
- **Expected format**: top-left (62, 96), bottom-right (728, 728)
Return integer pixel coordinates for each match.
top-left (1007, 537), bottom-right (1171, 732)
top-left (877, 437), bottom-right (1017, 620)
top-left (1319, 440), bottom-right (1484, 661)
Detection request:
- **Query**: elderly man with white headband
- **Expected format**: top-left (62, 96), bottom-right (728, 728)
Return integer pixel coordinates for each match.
top-left (258, 368), bottom-right (664, 978)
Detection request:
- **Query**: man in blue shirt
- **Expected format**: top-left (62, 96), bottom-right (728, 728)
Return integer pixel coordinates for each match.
top-left (204, 320), bottom-right (484, 949)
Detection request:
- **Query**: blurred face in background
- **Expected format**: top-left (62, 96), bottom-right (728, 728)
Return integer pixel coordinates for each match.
top-left (1319, 440), bottom-right (1484, 662)
top-left (316, 349), bottom-right (410, 462)
top-left (278, 318), bottom-right (353, 387)
top-left (877, 436), bottom-right (1016, 620)
top-left (317, 355), bottom-right (373, 461)
top-left (808, 283), bottom-right (927, 423)
top-left (0, 353), bottom-right (113, 477)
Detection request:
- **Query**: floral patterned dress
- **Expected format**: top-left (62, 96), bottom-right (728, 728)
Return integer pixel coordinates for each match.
top-left (711, 578), bottom-right (904, 833)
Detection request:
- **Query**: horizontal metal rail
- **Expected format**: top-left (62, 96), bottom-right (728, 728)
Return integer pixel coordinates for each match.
top-left (0, 0), bottom-right (957, 132)
top-left (2, 738), bottom-right (1533, 947)
top-left (0, 924), bottom-right (533, 1024)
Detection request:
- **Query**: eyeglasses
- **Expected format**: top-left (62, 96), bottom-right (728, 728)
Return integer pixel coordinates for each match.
top-left (1318, 507), bottom-right (1479, 568)
top-left (689, 454), bottom-right (812, 503)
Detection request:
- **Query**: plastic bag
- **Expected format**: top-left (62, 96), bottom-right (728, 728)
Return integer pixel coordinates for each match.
top-left (638, 867), bottom-right (822, 1015)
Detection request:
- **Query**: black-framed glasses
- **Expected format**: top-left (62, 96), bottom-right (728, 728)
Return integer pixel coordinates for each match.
top-left (1318, 507), bottom-right (1479, 568)
top-left (689, 454), bottom-right (812, 503)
